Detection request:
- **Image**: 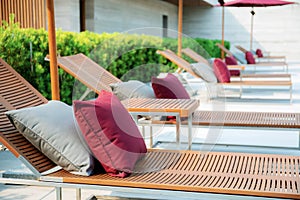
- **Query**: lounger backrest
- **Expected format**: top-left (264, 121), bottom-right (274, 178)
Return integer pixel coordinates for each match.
top-left (156, 49), bottom-right (201, 79)
top-left (0, 58), bottom-right (56, 175)
top-left (57, 53), bottom-right (122, 93)
top-left (215, 43), bottom-right (233, 57)
top-left (235, 45), bottom-right (247, 53)
top-left (181, 48), bottom-right (210, 65)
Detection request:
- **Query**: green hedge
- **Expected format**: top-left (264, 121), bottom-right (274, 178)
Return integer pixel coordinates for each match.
top-left (0, 19), bottom-right (229, 104)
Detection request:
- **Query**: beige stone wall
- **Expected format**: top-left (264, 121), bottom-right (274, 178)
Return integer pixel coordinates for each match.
top-left (87, 0), bottom-right (178, 37)
top-left (52, 0), bottom-right (300, 60)
top-left (54, 0), bottom-right (80, 32)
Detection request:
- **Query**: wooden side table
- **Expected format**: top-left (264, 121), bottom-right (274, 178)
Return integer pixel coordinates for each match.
top-left (122, 98), bottom-right (199, 149)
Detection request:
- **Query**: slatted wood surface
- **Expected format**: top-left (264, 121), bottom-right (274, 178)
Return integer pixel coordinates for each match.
top-left (216, 44), bottom-right (287, 66)
top-left (47, 149), bottom-right (300, 199)
top-left (235, 45), bottom-right (286, 60)
top-left (122, 98), bottom-right (199, 117)
top-left (57, 54), bottom-right (121, 93)
top-left (181, 48), bottom-right (210, 65)
top-left (192, 110), bottom-right (300, 128)
top-left (157, 49), bottom-right (291, 87)
top-left (0, 58), bottom-right (56, 174)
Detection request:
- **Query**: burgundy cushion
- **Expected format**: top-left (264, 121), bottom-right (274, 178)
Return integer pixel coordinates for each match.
top-left (245, 51), bottom-right (256, 64)
top-left (213, 58), bottom-right (231, 83)
top-left (151, 73), bottom-right (190, 99)
top-left (229, 69), bottom-right (240, 77)
top-left (225, 56), bottom-right (238, 65)
top-left (73, 90), bottom-right (147, 178)
top-left (225, 56), bottom-right (240, 76)
top-left (256, 49), bottom-right (263, 57)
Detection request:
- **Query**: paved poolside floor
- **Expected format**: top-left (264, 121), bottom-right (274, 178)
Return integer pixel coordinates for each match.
top-left (1, 62), bottom-right (300, 200)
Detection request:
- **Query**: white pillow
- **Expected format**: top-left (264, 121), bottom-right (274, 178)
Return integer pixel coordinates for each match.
top-left (190, 63), bottom-right (218, 83)
top-left (6, 100), bottom-right (95, 176)
top-left (110, 80), bottom-right (155, 101)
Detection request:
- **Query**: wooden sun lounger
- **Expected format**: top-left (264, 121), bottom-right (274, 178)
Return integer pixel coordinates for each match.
top-left (55, 54), bottom-right (299, 135)
top-left (157, 49), bottom-right (292, 101)
top-left (235, 45), bottom-right (286, 61)
top-left (182, 47), bottom-right (289, 78)
top-left (1, 58), bottom-right (300, 199)
top-left (55, 54), bottom-right (299, 150)
top-left (181, 47), bottom-right (246, 70)
top-left (216, 43), bottom-right (288, 71)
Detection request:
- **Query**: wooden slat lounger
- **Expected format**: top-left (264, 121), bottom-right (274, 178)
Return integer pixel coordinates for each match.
top-left (235, 45), bottom-right (286, 62)
top-left (157, 49), bottom-right (292, 101)
top-left (55, 54), bottom-right (300, 147)
top-left (181, 47), bottom-right (246, 71)
top-left (1, 58), bottom-right (300, 199)
top-left (182, 47), bottom-right (290, 79)
top-left (216, 43), bottom-right (288, 71)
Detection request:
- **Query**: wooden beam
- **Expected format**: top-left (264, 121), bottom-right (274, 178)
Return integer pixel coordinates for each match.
top-left (221, 6), bottom-right (225, 59)
top-left (177, 0), bottom-right (183, 57)
top-left (46, 0), bottom-right (60, 100)
top-left (80, 0), bottom-right (86, 32)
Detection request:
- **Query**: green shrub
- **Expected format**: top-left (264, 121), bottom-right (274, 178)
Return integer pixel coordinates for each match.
top-left (0, 18), bottom-right (230, 104)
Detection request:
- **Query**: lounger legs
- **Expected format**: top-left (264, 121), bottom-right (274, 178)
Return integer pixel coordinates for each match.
top-left (188, 114), bottom-right (192, 150)
top-left (150, 126), bottom-right (153, 148)
top-left (76, 188), bottom-right (82, 200)
top-left (290, 86), bottom-right (293, 104)
top-left (56, 187), bottom-right (62, 200)
top-left (176, 113), bottom-right (181, 149)
top-left (299, 131), bottom-right (300, 151)
top-left (55, 187), bottom-right (81, 200)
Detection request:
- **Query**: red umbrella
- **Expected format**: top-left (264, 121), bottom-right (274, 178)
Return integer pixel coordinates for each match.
top-left (220, 0), bottom-right (294, 50)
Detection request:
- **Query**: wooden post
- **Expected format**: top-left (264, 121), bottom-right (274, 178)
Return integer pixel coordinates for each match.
top-left (80, 0), bottom-right (86, 32)
top-left (250, 10), bottom-right (254, 50)
top-left (221, 6), bottom-right (225, 59)
top-left (177, 0), bottom-right (183, 57)
top-left (46, 0), bottom-right (60, 100)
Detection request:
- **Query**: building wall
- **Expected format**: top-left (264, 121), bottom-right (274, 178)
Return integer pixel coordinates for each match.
top-left (54, 0), bottom-right (80, 32)
top-left (86, 0), bottom-right (178, 37)
top-left (52, 0), bottom-right (300, 60)
top-left (183, 5), bottom-right (300, 60)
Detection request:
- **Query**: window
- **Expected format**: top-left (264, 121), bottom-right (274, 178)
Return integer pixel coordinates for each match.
top-left (163, 15), bottom-right (168, 37)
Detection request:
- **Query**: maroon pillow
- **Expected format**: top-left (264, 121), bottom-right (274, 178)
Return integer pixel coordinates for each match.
top-left (245, 51), bottom-right (256, 64)
top-left (73, 90), bottom-right (147, 178)
top-left (256, 49), bottom-right (263, 58)
top-left (213, 58), bottom-right (231, 83)
top-left (151, 73), bottom-right (190, 99)
top-left (229, 69), bottom-right (240, 77)
top-left (225, 56), bottom-right (238, 65)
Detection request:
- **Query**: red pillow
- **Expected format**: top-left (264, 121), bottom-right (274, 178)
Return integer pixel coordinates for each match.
top-left (225, 56), bottom-right (238, 65)
top-left (213, 58), bottom-right (231, 83)
top-left (73, 90), bottom-right (147, 178)
top-left (245, 51), bottom-right (256, 64)
top-left (256, 49), bottom-right (263, 58)
top-left (229, 69), bottom-right (240, 77)
top-left (151, 73), bottom-right (190, 99)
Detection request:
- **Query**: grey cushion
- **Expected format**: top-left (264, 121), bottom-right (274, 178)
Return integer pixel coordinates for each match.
top-left (5, 100), bottom-right (95, 176)
top-left (190, 62), bottom-right (218, 83)
top-left (110, 80), bottom-right (155, 101)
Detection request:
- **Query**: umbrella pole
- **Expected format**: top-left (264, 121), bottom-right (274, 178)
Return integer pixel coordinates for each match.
top-left (177, 0), bottom-right (183, 57)
top-left (221, 6), bottom-right (225, 59)
top-left (250, 8), bottom-right (255, 51)
top-left (46, 0), bottom-right (60, 100)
